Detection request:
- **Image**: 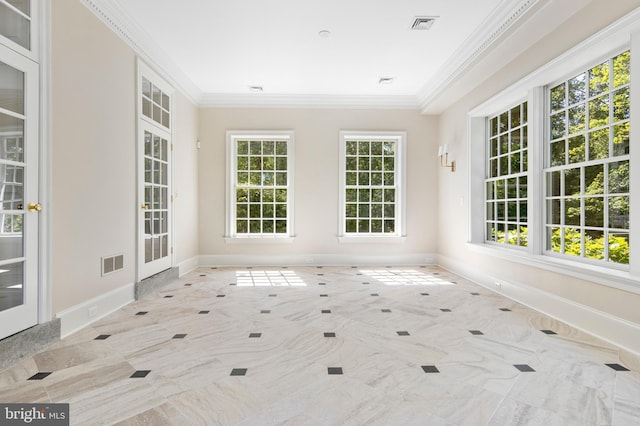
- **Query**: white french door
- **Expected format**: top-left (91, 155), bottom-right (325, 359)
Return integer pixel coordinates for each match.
top-left (0, 42), bottom-right (40, 339)
top-left (137, 60), bottom-right (173, 280)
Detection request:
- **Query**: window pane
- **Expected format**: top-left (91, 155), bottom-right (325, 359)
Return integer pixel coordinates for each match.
top-left (608, 161), bottom-right (629, 194)
top-left (609, 196), bottom-right (629, 229)
top-left (613, 122), bottom-right (630, 156)
top-left (609, 233), bottom-right (629, 264)
top-left (564, 168), bottom-right (580, 196)
top-left (550, 83), bottom-right (566, 112)
top-left (613, 87), bottom-right (630, 121)
top-left (588, 129), bottom-right (609, 160)
top-left (568, 135), bottom-right (585, 163)
top-left (565, 198), bottom-right (581, 226)
top-left (585, 164), bottom-right (604, 195)
top-left (613, 51), bottom-right (630, 88)
top-left (551, 140), bottom-right (565, 166)
top-left (568, 73), bottom-right (586, 105)
top-left (589, 62), bottom-right (609, 96)
top-left (589, 95), bottom-right (610, 128)
top-left (584, 197), bottom-right (604, 227)
top-left (585, 230), bottom-right (604, 260)
top-left (0, 3), bottom-right (30, 50)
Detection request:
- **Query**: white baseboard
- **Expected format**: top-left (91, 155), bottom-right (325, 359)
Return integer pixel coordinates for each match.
top-left (177, 256), bottom-right (199, 276)
top-left (437, 254), bottom-right (640, 357)
top-left (198, 253), bottom-right (436, 267)
top-left (56, 283), bottom-right (134, 338)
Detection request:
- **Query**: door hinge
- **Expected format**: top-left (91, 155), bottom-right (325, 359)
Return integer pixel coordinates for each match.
top-left (171, 247), bottom-right (174, 254)
top-left (171, 144), bottom-right (174, 151)
top-left (170, 195), bottom-right (174, 203)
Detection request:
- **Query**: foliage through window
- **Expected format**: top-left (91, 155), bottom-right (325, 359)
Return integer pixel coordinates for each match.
top-left (340, 132), bottom-right (404, 236)
top-left (229, 132), bottom-right (294, 237)
top-left (486, 102), bottom-right (528, 247)
top-left (545, 51), bottom-right (630, 264)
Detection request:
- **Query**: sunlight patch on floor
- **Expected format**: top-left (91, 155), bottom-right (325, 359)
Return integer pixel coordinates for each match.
top-left (360, 269), bottom-right (454, 286)
top-left (236, 270), bottom-right (307, 287)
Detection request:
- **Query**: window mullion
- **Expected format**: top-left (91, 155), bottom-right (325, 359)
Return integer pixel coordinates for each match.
top-left (529, 86), bottom-right (546, 256)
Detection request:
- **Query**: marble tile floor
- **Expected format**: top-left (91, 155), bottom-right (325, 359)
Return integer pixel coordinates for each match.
top-left (1, 265), bottom-right (639, 425)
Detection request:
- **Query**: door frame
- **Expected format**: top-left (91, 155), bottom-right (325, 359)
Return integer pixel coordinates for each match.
top-left (136, 58), bottom-right (174, 282)
top-left (0, 0), bottom-right (52, 340)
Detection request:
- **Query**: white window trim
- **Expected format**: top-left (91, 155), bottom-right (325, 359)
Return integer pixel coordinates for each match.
top-left (225, 130), bottom-right (296, 243)
top-left (467, 8), bottom-right (640, 290)
top-left (338, 131), bottom-right (407, 243)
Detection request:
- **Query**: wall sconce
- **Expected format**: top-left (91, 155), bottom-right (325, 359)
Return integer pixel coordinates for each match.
top-left (438, 144), bottom-right (455, 172)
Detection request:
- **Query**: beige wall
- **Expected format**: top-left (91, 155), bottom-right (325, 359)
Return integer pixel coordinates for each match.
top-left (51, 0), bottom-right (199, 313)
top-left (198, 108), bottom-right (438, 261)
top-left (174, 91), bottom-right (200, 266)
top-left (436, 0), bottom-right (640, 325)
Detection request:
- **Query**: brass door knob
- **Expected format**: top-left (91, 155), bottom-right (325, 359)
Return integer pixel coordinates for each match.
top-left (141, 204), bottom-right (149, 210)
top-left (28, 203), bottom-right (42, 212)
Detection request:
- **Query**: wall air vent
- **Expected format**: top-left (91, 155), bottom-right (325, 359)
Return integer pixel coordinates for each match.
top-left (411, 17), bottom-right (437, 30)
top-left (102, 254), bottom-right (124, 276)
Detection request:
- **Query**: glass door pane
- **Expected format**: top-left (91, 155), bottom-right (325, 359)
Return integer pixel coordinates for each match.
top-left (143, 130), bottom-right (169, 264)
top-left (0, 0), bottom-right (31, 51)
top-left (0, 60), bottom-right (25, 313)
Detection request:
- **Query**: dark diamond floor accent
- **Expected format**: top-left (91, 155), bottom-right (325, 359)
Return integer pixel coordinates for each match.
top-left (420, 293), bottom-right (430, 296)
top-left (318, 283), bottom-right (326, 286)
top-left (469, 330), bottom-right (484, 335)
top-left (199, 310), bottom-right (210, 314)
top-left (514, 364), bottom-right (535, 372)
top-left (184, 283), bottom-right (192, 286)
top-left (500, 308), bottom-right (512, 312)
top-left (260, 310), bottom-right (271, 314)
top-left (362, 282), bottom-right (370, 285)
top-left (440, 309), bottom-right (452, 312)
top-left (95, 334), bottom-right (111, 340)
top-left (606, 363), bottom-right (630, 371)
top-left (541, 329), bottom-right (557, 335)
top-left (397, 331), bottom-right (410, 336)
top-left (328, 367), bottom-right (343, 375)
top-left (320, 294), bottom-right (328, 297)
top-left (230, 368), bottom-right (247, 376)
top-left (130, 370), bottom-right (151, 378)
top-left (28, 372), bottom-right (52, 380)
top-left (216, 295), bottom-right (226, 298)
top-left (381, 309), bottom-right (392, 313)
top-left (421, 365), bottom-right (439, 373)
top-left (164, 295), bottom-right (173, 298)
top-left (321, 310), bottom-right (331, 314)
top-left (324, 332), bottom-right (336, 337)
top-left (136, 311), bottom-right (148, 315)
top-left (269, 294), bottom-right (277, 297)
top-left (249, 333), bottom-right (262, 338)
top-left (173, 334), bottom-right (187, 339)
top-left (371, 293), bottom-right (379, 296)
top-left (471, 292), bottom-right (480, 296)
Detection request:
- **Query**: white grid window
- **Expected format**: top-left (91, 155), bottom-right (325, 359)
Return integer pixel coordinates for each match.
top-left (486, 102), bottom-right (529, 247)
top-left (545, 51), bottom-right (630, 265)
top-left (141, 76), bottom-right (170, 129)
top-left (339, 132), bottom-right (406, 238)
top-left (227, 131), bottom-right (295, 239)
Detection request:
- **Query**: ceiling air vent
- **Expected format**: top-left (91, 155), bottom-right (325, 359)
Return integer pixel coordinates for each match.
top-left (411, 16), bottom-right (437, 30)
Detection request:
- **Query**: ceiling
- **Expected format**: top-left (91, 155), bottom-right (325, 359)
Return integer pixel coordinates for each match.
top-left (85, 0), bottom-right (569, 111)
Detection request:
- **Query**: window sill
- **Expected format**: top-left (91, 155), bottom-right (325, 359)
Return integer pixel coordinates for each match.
top-left (467, 242), bottom-right (640, 295)
top-left (338, 235), bottom-right (407, 244)
top-left (224, 236), bottom-right (295, 244)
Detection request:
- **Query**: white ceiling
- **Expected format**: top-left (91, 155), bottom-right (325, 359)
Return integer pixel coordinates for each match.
top-left (86, 0), bottom-right (574, 110)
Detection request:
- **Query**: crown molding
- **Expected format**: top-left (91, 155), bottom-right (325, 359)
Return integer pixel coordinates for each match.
top-left (199, 93), bottom-right (420, 109)
top-left (418, 0), bottom-right (545, 113)
top-left (82, 0), bottom-right (542, 111)
top-left (81, 0), bottom-right (203, 105)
